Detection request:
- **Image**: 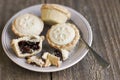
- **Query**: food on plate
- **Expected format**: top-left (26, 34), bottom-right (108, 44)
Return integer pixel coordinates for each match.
top-left (41, 4), bottom-right (71, 25)
top-left (46, 23), bottom-right (80, 51)
top-left (11, 35), bottom-right (44, 57)
top-left (26, 52), bottom-right (62, 67)
top-left (12, 13), bottom-right (44, 36)
top-left (10, 4), bottom-right (80, 68)
top-left (60, 49), bottom-right (69, 61)
top-left (26, 49), bottom-right (70, 67)
top-left (42, 52), bottom-right (62, 67)
top-left (26, 56), bottom-right (45, 67)
top-left (53, 49), bottom-right (70, 61)
top-left (44, 59), bottom-right (51, 67)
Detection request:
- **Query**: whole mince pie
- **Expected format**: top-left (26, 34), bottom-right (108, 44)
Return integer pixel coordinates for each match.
top-left (12, 13), bottom-right (44, 37)
top-left (46, 23), bottom-right (80, 51)
top-left (11, 35), bottom-right (44, 58)
top-left (41, 4), bottom-right (71, 25)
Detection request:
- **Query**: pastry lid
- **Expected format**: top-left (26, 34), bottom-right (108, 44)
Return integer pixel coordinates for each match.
top-left (41, 4), bottom-right (71, 18)
top-left (49, 23), bottom-right (76, 45)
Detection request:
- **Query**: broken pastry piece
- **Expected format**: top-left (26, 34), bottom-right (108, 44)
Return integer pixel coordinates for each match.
top-left (47, 53), bottom-right (62, 67)
top-left (42, 52), bottom-right (62, 67)
top-left (44, 59), bottom-right (51, 67)
top-left (11, 35), bottom-right (44, 58)
top-left (54, 49), bottom-right (70, 61)
top-left (42, 50), bottom-right (69, 67)
top-left (26, 56), bottom-right (44, 67)
top-left (26, 52), bottom-right (61, 67)
top-left (26, 55), bottom-right (51, 67)
top-left (60, 49), bottom-right (69, 61)
top-left (26, 50), bottom-right (69, 67)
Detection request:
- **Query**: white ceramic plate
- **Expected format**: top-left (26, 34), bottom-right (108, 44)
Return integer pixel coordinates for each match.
top-left (1, 4), bottom-right (93, 72)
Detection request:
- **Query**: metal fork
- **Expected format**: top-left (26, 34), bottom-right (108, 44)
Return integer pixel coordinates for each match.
top-left (81, 37), bottom-right (110, 69)
top-left (69, 20), bottom-right (110, 69)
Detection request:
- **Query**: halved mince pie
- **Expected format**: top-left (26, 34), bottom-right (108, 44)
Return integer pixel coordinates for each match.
top-left (11, 36), bottom-right (45, 58)
top-left (46, 23), bottom-right (80, 51)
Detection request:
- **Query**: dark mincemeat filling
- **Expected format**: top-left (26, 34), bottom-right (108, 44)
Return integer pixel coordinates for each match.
top-left (18, 40), bottom-right (40, 54)
top-left (54, 49), bottom-right (63, 61)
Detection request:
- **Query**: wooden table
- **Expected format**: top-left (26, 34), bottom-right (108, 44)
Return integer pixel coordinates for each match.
top-left (0, 0), bottom-right (120, 80)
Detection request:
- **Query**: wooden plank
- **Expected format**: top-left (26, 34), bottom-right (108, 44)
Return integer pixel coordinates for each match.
top-left (0, 0), bottom-right (51, 80)
top-left (0, 0), bottom-right (120, 80)
top-left (46, 0), bottom-right (120, 80)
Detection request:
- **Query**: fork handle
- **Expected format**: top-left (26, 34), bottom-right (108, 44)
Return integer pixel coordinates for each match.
top-left (81, 38), bottom-right (110, 69)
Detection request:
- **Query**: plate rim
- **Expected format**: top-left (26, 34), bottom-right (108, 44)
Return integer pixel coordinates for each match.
top-left (1, 4), bottom-right (93, 72)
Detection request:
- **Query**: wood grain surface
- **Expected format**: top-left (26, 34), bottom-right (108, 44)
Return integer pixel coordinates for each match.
top-left (0, 0), bottom-right (120, 80)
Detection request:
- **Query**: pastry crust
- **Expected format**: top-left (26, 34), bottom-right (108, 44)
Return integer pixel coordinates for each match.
top-left (41, 4), bottom-right (71, 24)
top-left (60, 49), bottom-right (69, 60)
top-left (11, 35), bottom-right (45, 58)
top-left (41, 4), bottom-right (71, 18)
top-left (47, 53), bottom-right (61, 67)
top-left (26, 56), bottom-right (45, 67)
top-left (12, 13), bottom-right (44, 36)
top-left (26, 52), bottom-right (61, 67)
top-left (46, 23), bottom-right (80, 51)
top-left (42, 52), bottom-right (61, 67)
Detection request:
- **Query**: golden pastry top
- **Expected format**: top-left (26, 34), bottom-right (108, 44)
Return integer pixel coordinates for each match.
top-left (13, 13), bottom-right (44, 36)
top-left (49, 23), bottom-right (75, 45)
top-left (41, 4), bottom-right (71, 18)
